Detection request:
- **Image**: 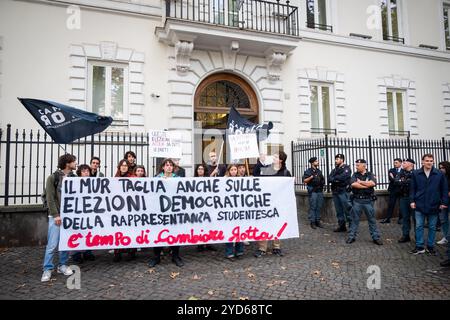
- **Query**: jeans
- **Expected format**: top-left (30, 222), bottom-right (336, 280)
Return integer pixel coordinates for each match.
top-left (439, 207), bottom-right (449, 240)
top-left (308, 191), bottom-right (324, 223)
top-left (399, 197), bottom-right (414, 237)
top-left (225, 242), bottom-right (244, 257)
top-left (333, 192), bottom-right (352, 226)
top-left (415, 211), bottom-right (438, 249)
top-left (386, 191), bottom-right (400, 220)
top-left (349, 199), bottom-right (380, 240)
top-left (43, 216), bottom-right (69, 271)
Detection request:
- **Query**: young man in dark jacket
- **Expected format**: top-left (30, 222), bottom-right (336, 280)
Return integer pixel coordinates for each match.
top-left (41, 154), bottom-right (77, 282)
top-left (410, 154), bottom-right (449, 255)
top-left (395, 158), bottom-right (416, 243)
top-left (381, 158), bottom-right (403, 224)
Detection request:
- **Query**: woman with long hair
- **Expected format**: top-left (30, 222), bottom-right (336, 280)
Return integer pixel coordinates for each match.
top-left (148, 158), bottom-right (184, 267)
top-left (113, 159), bottom-right (136, 262)
top-left (438, 161), bottom-right (450, 245)
top-left (194, 164), bottom-right (217, 252)
top-left (224, 164), bottom-right (244, 259)
top-left (133, 165), bottom-right (147, 178)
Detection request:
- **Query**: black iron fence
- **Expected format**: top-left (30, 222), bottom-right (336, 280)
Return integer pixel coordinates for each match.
top-left (0, 125), bottom-right (157, 206)
top-left (165, 0), bottom-right (299, 36)
top-left (292, 135), bottom-right (450, 192)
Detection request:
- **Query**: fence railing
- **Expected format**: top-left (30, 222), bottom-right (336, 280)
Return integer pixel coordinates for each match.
top-left (165, 0), bottom-right (299, 36)
top-left (292, 135), bottom-right (450, 192)
top-left (0, 125), bottom-right (157, 206)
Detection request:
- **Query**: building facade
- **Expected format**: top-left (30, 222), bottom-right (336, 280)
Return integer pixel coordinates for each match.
top-left (1, 0), bottom-right (450, 175)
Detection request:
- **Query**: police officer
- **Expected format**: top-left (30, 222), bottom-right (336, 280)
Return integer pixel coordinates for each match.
top-left (303, 157), bottom-right (325, 229)
top-left (395, 158), bottom-right (416, 243)
top-left (346, 159), bottom-right (383, 245)
top-left (329, 154), bottom-right (352, 232)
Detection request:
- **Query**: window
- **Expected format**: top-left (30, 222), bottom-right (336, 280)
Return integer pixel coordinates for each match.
top-left (306, 0), bottom-right (332, 32)
top-left (88, 61), bottom-right (128, 121)
top-left (387, 90), bottom-right (407, 135)
top-left (444, 3), bottom-right (450, 50)
top-left (381, 0), bottom-right (404, 43)
top-left (310, 83), bottom-right (335, 134)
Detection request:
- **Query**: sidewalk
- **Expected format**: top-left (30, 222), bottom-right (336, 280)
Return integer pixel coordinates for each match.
top-left (0, 216), bottom-right (449, 300)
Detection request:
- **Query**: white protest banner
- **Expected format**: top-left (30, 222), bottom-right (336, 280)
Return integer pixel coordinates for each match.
top-left (228, 133), bottom-right (259, 160)
top-left (149, 130), bottom-right (182, 158)
top-left (59, 177), bottom-right (299, 251)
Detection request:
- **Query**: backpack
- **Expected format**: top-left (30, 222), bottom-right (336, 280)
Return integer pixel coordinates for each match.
top-left (41, 172), bottom-right (60, 212)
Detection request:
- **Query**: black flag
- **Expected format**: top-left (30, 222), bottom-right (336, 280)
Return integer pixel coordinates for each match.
top-left (18, 98), bottom-right (113, 144)
top-left (227, 106), bottom-right (273, 141)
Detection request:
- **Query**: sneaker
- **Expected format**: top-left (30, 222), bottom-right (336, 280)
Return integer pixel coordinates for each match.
top-left (148, 256), bottom-right (160, 268)
top-left (41, 270), bottom-right (52, 282)
top-left (254, 250), bottom-right (266, 258)
top-left (380, 218), bottom-right (391, 224)
top-left (172, 256), bottom-right (184, 267)
top-left (57, 265), bottom-right (73, 276)
top-left (440, 259), bottom-right (450, 267)
top-left (243, 241), bottom-right (250, 246)
top-left (426, 247), bottom-right (436, 255)
top-left (398, 236), bottom-right (411, 243)
top-left (346, 238), bottom-right (355, 244)
top-left (235, 251), bottom-right (244, 257)
top-left (83, 252), bottom-right (95, 261)
top-left (410, 247), bottom-right (426, 255)
top-left (225, 254), bottom-right (235, 259)
top-left (272, 249), bottom-right (284, 257)
top-left (437, 237), bottom-right (448, 245)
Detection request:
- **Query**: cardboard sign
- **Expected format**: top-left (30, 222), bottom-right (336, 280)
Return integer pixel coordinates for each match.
top-left (228, 133), bottom-right (260, 160)
top-left (149, 130), bottom-right (182, 158)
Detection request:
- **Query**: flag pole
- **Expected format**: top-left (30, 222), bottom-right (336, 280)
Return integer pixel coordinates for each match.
top-left (245, 158), bottom-right (250, 177)
top-left (217, 140), bottom-right (224, 166)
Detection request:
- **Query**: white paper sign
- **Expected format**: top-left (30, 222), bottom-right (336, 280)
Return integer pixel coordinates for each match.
top-left (149, 130), bottom-right (182, 158)
top-left (59, 177), bottom-right (299, 250)
top-left (228, 133), bottom-right (260, 160)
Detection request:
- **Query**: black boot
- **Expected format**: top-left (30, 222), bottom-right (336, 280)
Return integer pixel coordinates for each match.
top-left (148, 256), bottom-right (161, 267)
top-left (310, 222), bottom-right (317, 229)
top-left (380, 218), bottom-right (391, 224)
top-left (398, 236), bottom-right (411, 243)
top-left (172, 255), bottom-right (184, 267)
top-left (315, 221), bottom-right (324, 228)
top-left (333, 224), bottom-right (347, 232)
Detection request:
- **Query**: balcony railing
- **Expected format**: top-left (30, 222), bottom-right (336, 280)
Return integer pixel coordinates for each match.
top-left (306, 22), bottom-right (332, 32)
top-left (165, 0), bottom-right (299, 36)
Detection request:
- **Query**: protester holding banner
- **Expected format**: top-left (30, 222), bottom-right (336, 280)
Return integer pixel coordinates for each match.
top-left (124, 151), bottom-right (137, 174)
top-left (237, 164), bottom-right (248, 177)
top-left (253, 151), bottom-right (291, 258)
top-left (173, 158), bottom-right (186, 177)
top-left (41, 154), bottom-right (77, 282)
top-left (194, 164), bottom-right (218, 253)
top-left (113, 159), bottom-right (137, 262)
top-left (148, 158), bottom-right (184, 267)
top-left (89, 157), bottom-right (104, 177)
top-left (71, 164), bottom-right (96, 264)
top-left (133, 165), bottom-right (147, 178)
top-left (207, 151), bottom-right (226, 177)
top-left (224, 164), bottom-right (245, 259)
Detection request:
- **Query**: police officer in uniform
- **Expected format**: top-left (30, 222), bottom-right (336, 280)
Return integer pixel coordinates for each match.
top-left (329, 154), bottom-right (352, 232)
top-left (303, 157), bottom-right (325, 229)
top-left (346, 159), bottom-right (383, 245)
top-left (395, 158), bottom-right (416, 243)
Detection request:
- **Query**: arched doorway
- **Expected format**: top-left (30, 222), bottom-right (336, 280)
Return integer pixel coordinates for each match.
top-left (194, 73), bottom-right (259, 165)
